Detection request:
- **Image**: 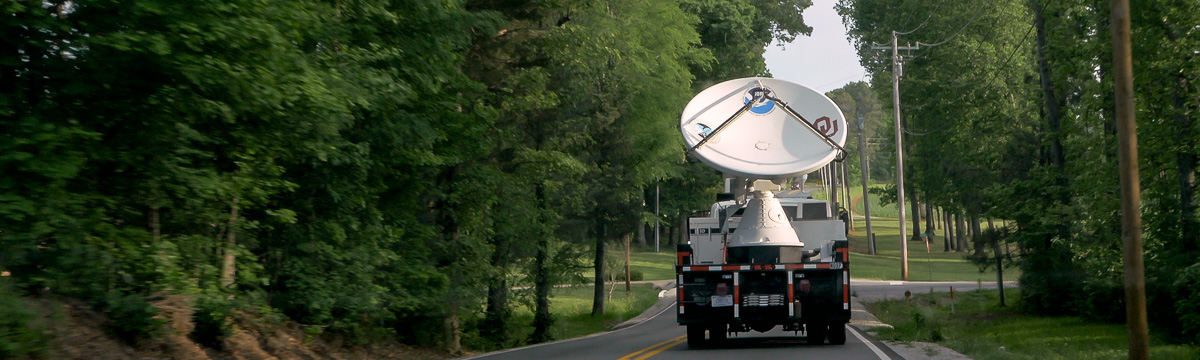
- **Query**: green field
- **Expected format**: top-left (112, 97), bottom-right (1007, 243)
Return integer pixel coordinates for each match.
top-left (630, 250), bottom-right (676, 281)
top-left (865, 289), bottom-right (1200, 360)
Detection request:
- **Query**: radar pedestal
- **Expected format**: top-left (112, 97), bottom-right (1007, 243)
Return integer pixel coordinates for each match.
top-left (725, 190), bottom-right (807, 264)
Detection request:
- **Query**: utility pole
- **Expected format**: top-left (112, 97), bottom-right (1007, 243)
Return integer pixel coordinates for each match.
top-left (842, 160), bottom-right (854, 232)
top-left (872, 32), bottom-right (919, 281)
top-left (1111, 0), bottom-right (1148, 358)
top-left (830, 163), bottom-right (839, 214)
top-left (856, 109), bottom-right (876, 255)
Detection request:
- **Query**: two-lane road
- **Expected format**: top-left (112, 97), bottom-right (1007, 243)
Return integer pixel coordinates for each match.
top-left (469, 280), bottom-right (1011, 360)
top-left (471, 304), bottom-right (890, 360)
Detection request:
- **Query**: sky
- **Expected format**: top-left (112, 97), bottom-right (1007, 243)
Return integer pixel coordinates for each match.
top-left (763, 0), bottom-right (868, 94)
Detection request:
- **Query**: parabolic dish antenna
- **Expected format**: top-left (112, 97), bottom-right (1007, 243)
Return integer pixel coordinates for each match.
top-left (681, 77), bottom-right (847, 179)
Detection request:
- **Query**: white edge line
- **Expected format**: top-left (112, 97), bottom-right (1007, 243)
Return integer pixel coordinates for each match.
top-left (463, 301), bottom-right (678, 360)
top-left (848, 325), bottom-right (891, 360)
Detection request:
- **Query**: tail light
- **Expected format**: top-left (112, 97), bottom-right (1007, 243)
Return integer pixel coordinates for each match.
top-left (716, 283), bottom-right (728, 295)
top-left (798, 279), bottom-right (811, 293)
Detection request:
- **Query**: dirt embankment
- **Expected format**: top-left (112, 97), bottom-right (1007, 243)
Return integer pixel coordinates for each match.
top-left (25, 295), bottom-right (452, 360)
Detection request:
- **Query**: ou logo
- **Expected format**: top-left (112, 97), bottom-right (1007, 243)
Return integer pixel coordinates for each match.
top-left (813, 116), bottom-right (839, 137)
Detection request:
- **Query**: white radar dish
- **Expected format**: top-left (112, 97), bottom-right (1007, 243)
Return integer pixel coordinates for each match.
top-left (681, 77), bottom-right (847, 179)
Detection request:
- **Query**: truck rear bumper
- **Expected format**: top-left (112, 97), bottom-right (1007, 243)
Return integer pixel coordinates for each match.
top-left (675, 264), bottom-right (851, 329)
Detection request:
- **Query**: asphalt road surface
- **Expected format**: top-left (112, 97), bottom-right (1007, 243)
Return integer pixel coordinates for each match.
top-left (468, 280), bottom-right (1013, 360)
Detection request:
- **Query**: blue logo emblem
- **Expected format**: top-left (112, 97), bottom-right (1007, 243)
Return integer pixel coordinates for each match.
top-left (743, 86), bottom-right (775, 115)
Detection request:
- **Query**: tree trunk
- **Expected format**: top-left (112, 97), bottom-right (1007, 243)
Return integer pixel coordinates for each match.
top-left (624, 233), bottom-right (632, 293)
top-left (638, 224), bottom-right (648, 247)
top-left (592, 225), bottom-right (607, 316)
top-left (909, 192), bottom-right (922, 242)
top-left (995, 229), bottom-right (1006, 307)
top-left (924, 201), bottom-right (935, 240)
top-left (955, 213), bottom-right (967, 252)
top-left (1032, 0), bottom-right (1071, 245)
top-left (220, 198), bottom-right (240, 289)
top-left (1173, 71), bottom-right (1198, 253)
top-left (970, 216), bottom-right (983, 257)
top-left (672, 216), bottom-right (682, 246)
top-left (150, 207), bottom-right (161, 243)
top-left (943, 208), bottom-right (952, 252)
top-left (150, 206), bottom-right (167, 264)
top-left (936, 207), bottom-right (942, 230)
top-left (531, 185), bottom-right (553, 343)
top-left (436, 169), bottom-right (465, 355)
top-left (483, 235), bottom-right (511, 343)
top-left (443, 301), bottom-right (462, 354)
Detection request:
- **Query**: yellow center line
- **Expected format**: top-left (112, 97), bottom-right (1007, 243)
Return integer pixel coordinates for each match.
top-left (616, 335), bottom-right (686, 360)
top-left (630, 338), bottom-right (686, 360)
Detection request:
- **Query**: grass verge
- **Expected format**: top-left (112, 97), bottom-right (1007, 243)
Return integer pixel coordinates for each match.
top-left (630, 249), bottom-right (676, 281)
top-left (581, 248), bottom-right (678, 282)
top-left (865, 288), bottom-right (1200, 360)
top-left (476, 283), bottom-right (661, 351)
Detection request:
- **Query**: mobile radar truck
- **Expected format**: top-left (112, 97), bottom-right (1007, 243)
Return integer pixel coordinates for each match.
top-left (676, 78), bottom-right (851, 347)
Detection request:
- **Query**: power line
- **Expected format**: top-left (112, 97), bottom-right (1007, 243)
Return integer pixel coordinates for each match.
top-left (936, 0), bottom-right (1051, 119)
top-left (916, 8), bottom-right (987, 48)
top-left (896, 1), bottom-right (943, 35)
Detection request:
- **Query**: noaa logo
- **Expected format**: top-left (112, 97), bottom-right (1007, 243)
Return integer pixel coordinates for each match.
top-left (743, 86), bottom-right (775, 115)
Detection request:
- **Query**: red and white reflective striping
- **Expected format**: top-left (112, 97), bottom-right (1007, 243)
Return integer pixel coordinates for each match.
top-left (681, 263), bottom-right (841, 272)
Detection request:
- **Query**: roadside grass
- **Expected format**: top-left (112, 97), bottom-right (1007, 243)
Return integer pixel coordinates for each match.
top-left (490, 284), bottom-right (659, 349)
top-left (580, 248), bottom-right (677, 282)
top-left (865, 288), bottom-right (1200, 360)
top-left (630, 249), bottom-right (675, 281)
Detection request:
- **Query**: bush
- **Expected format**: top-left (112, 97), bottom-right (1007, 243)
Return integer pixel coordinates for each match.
top-left (191, 295), bottom-right (233, 349)
top-left (1175, 264), bottom-right (1200, 344)
top-left (607, 269), bottom-right (643, 281)
top-left (98, 292), bottom-right (165, 344)
top-left (0, 283), bottom-right (50, 358)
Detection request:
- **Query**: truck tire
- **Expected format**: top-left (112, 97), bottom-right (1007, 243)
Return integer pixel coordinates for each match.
top-left (687, 325), bottom-right (707, 348)
top-left (806, 322), bottom-right (827, 345)
top-left (827, 323), bottom-right (847, 345)
top-left (709, 324), bottom-right (727, 344)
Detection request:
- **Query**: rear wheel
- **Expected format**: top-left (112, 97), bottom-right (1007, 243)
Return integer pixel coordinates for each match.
top-left (827, 323), bottom-right (847, 345)
top-left (806, 322), bottom-right (827, 345)
top-left (686, 325), bottom-right (707, 348)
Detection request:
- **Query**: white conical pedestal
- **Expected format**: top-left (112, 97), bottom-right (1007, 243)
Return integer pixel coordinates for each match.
top-left (729, 190), bottom-right (803, 247)
top-left (726, 190), bottom-right (807, 264)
